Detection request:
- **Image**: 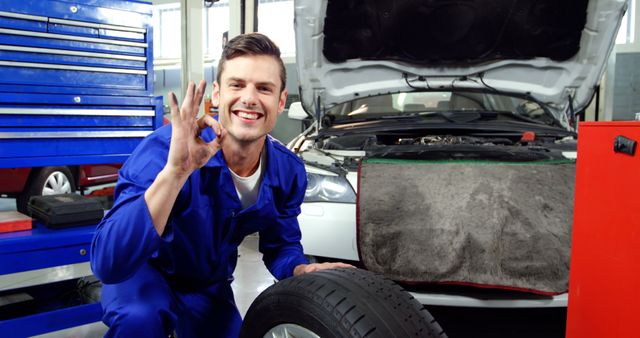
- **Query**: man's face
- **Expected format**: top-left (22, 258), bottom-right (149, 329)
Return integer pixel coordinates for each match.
top-left (212, 55), bottom-right (287, 144)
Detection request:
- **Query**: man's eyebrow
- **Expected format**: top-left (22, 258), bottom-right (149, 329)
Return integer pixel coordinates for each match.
top-left (226, 77), bottom-right (277, 88)
top-left (258, 81), bottom-right (277, 88)
top-left (226, 77), bottom-right (245, 83)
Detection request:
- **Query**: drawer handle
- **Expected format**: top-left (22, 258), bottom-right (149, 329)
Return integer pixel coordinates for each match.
top-left (613, 135), bottom-right (637, 156)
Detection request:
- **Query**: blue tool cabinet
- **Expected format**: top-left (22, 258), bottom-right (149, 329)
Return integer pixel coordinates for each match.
top-left (0, 0), bottom-right (160, 168)
top-left (0, 223), bottom-right (102, 336)
top-left (0, 0), bottom-right (157, 335)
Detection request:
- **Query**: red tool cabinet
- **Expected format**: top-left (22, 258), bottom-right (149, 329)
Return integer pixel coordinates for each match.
top-left (566, 121), bottom-right (640, 338)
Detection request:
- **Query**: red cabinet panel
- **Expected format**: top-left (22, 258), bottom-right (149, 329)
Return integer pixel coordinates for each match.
top-left (566, 122), bottom-right (640, 338)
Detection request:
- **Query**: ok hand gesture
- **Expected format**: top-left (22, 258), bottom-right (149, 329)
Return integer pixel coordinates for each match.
top-left (166, 80), bottom-right (226, 179)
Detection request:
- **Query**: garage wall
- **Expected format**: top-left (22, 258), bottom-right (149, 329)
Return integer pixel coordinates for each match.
top-left (612, 52), bottom-right (640, 120)
top-left (597, 0), bottom-right (640, 121)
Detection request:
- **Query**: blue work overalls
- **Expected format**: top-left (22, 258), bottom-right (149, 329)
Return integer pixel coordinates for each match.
top-left (91, 125), bottom-right (309, 337)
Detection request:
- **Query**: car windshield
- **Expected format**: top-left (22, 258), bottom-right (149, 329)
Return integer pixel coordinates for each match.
top-left (325, 91), bottom-right (562, 127)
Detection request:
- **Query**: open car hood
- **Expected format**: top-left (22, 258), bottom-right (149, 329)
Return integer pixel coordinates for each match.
top-left (294, 0), bottom-right (627, 122)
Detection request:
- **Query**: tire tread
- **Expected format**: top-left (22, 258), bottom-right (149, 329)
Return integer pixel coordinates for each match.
top-left (240, 268), bottom-right (447, 338)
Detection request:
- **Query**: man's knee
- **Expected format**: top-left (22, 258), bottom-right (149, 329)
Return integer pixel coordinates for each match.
top-left (104, 302), bottom-right (174, 337)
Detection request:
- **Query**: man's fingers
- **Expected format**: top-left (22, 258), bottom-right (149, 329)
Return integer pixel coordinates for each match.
top-left (305, 265), bottom-right (319, 273)
top-left (181, 81), bottom-right (196, 119)
top-left (196, 115), bottom-right (225, 153)
top-left (196, 115), bottom-right (222, 138)
top-left (193, 80), bottom-right (207, 110)
top-left (301, 262), bottom-right (356, 275)
top-left (211, 127), bottom-right (227, 151)
top-left (169, 92), bottom-right (179, 120)
top-left (189, 80), bottom-right (207, 117)
top-left (320, 262), bottom-right (355, 269)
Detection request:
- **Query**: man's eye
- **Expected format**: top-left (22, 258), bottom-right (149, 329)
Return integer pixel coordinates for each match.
top-left (229, 83), bottom-right (240, 88)
top-left (259, 87), bottom-right (272, 93)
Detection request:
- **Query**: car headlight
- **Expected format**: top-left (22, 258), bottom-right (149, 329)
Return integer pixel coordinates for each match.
top-left (305, 172), bottom-right (356, 203)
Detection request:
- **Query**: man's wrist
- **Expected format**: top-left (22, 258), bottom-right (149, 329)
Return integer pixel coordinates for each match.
top-left (160, 166), bottom-right (191, 185)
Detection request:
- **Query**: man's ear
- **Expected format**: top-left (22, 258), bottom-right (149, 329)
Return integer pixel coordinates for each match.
top-left (212, 81), bottom-right (220, 108)
top-left (277, 89), bottom-right (288, 115)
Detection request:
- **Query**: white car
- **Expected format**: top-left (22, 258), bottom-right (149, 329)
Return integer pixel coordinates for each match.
top-left (286, 0), bottom-right (626, 330)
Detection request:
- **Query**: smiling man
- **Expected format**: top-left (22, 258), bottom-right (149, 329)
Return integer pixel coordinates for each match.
top-left (90, 33), bottom-right (350, 338)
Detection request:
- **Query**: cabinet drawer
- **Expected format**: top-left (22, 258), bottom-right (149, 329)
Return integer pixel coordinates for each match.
top-left (0, 0), bottom-right (151, 29)
top-left (0, 1), bottom-right (152, 96)
top-left (0, 242), bottom-right (91, 275)
top-left (0, 107), bottom-right (155, 128)
top-left (0, 65), bottom-right (147, 91)
top-left (0, 94), bottom-right (162, 167)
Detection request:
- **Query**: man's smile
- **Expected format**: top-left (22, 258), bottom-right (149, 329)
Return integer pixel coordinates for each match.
top-left (233, 109), bottom-right (264, 121)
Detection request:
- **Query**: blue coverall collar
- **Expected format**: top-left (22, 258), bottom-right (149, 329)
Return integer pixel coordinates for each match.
top-left (202, 133), bottom-right (280, 188)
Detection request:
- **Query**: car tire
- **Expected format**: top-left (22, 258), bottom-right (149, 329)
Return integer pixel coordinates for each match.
top-left (16, 166), bottom-right (76, 214)
top-left (239, 268), bottom-right (447, 338)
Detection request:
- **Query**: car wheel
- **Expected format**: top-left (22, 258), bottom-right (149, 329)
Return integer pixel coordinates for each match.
top-left (240, 268), bottom-right (447, 338)
top-left (16, 166), bottom-right (76, 214)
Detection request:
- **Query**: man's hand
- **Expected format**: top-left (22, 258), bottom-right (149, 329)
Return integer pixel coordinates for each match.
top-left (293, 262), bottom-right (355, 276)
top-left (145, 80), bottom-right (227, 236)
top-left (166, 80), bottom-right (226, 180)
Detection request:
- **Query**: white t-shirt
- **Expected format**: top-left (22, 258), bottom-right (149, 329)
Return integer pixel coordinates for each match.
top-left (229, 151), bottom-right (265, 209)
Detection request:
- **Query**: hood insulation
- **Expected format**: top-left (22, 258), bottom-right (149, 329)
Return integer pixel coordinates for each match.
top-left (323, 0), bottom-right (588, 65)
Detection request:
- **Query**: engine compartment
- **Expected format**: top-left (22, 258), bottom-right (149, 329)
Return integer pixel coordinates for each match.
top-left (316, 131), bottom-right (576, 162)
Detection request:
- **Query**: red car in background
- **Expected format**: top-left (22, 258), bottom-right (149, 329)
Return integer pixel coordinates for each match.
top-left (0, 164), bottom-right (121, 214)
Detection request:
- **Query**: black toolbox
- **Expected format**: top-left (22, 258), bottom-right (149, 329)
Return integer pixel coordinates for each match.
top-left (28, 194), bottom-right (105, 228)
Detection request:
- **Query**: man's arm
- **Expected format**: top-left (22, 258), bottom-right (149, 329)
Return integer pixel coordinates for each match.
top-left (145, 81), bottom-right (224, 235)
top-left (90, 140), bottom-right (174, 284)
top-left (91, 81), bottom-right (225, 284)
top-left (259, 157), bottom-right (354, 279)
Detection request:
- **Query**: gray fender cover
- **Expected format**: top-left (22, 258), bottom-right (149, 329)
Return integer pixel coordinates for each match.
top-left (357, 158), bottom-right (575, 295)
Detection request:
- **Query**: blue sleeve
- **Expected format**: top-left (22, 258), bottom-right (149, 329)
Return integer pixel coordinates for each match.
top-left (259, 161), bottom-right (309, 280)
top-left (90, 127), bottom-right (175, 284)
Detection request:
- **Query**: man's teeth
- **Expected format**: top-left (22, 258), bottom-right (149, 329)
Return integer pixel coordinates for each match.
top-left (237, 112), bottom-right (259, 120)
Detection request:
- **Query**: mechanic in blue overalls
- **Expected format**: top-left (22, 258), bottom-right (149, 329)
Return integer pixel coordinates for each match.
top-left (90, 33), bottom-right (351, 338)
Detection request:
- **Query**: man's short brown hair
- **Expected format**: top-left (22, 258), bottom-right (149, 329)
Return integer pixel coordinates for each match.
top-left (216, 33), bottom-right (286, 92)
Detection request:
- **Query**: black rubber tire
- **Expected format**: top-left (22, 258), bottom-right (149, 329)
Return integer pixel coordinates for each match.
top-left (16, 166), bottom-right (76, 214)
top-left (239, 268), bottom-right (447, 338)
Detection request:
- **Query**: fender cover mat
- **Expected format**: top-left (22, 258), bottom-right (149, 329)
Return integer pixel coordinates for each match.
top-left (357, 158), bottom-right (575, 295)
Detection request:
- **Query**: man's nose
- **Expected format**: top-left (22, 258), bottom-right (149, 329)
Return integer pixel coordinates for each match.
top-left (241, 86), bottom-right (258, 107)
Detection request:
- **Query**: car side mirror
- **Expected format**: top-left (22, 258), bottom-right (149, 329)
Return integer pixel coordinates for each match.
top-left (288, 102), bottom-right (310, 120)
